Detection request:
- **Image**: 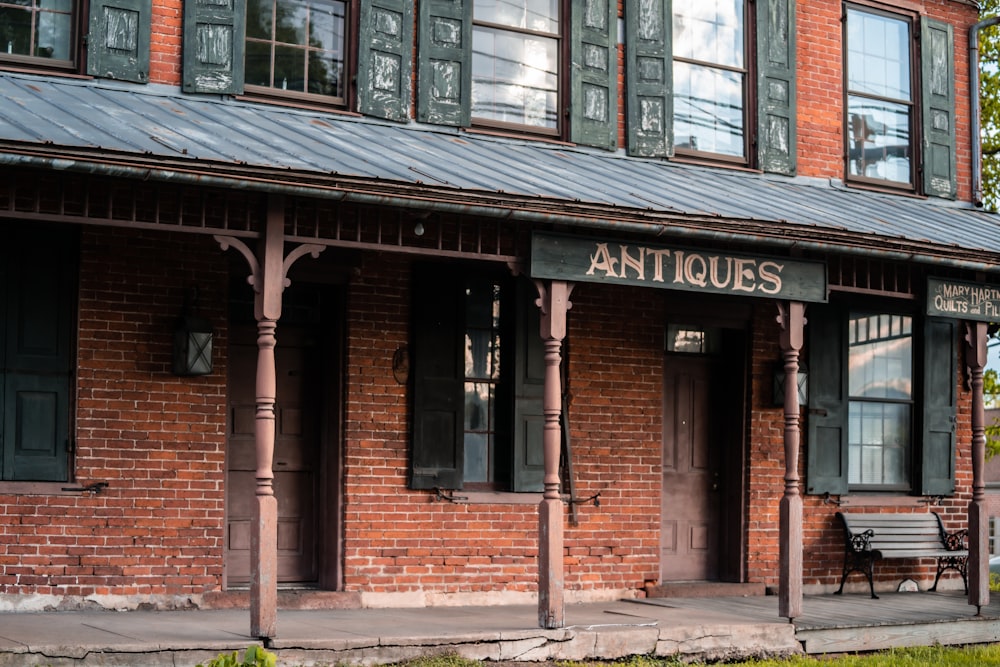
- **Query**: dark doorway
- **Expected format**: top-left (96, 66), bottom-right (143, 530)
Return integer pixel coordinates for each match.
top-left (225, 284), bottom-right (343, 588)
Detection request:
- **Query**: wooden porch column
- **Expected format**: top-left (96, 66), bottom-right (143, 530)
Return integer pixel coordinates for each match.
top-left (250, 200), bottom-right (285, 639)
top-left (777, 301), bottom-right (805, 620)
top-left (965, 321), bottom-right (989, 613)
top-left (215, 196), bottom-right (323, 639)
top-left (535, 279), bottom-right (572, 629)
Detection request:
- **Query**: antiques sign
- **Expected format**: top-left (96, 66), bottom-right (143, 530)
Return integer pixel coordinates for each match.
top-left (927, 277), bottom-right (1000, 321)
top-left (530, 233), bottom-right (828, 302)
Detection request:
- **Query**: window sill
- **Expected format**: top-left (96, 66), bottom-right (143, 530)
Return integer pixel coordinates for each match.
top-left (0, 481), bottom-right (82, 496)
top-left (838, 494), bottom-right (925, 508)
top-left (452, 490), bottom-right (543, 505)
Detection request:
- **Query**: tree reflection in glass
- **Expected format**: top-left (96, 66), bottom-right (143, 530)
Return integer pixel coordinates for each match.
top-left (245, 0), bottom-right (344, 99)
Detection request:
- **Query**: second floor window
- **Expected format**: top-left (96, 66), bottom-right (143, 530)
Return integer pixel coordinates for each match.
top-left (1, 0), bottom-right (74, 65)
top-left (845, 7), bottom-right (914, 188)
top-left (245, 0), bottom-right (347, 101)
top-left (472, 0), bottom-right (561, 133)
top-left (672, 0), bottom-right (749, 161)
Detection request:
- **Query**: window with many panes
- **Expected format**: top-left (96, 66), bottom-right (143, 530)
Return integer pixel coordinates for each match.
top-left (672, 0), bottom-right (749, 161)
top-left (245, 0), bottom-right (348, 101)
top-left (0, 0), bottom-right (73, 63)
top-left (845, 7), bottom-right (914, 188)
top-left (471, 0), bottom-right (561, 134)
top-left (847, 313), bottom-right (913, 490)
top-left (807, 301), bottom-right (957, 497)
top-left (410, 265), bottom-right (544, 492)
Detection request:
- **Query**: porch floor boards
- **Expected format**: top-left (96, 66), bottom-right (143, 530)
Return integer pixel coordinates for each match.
top-left (640, 590), bottom-right (1000, 654)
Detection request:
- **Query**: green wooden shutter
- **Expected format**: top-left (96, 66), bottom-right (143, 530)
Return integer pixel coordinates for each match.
top-left (181, 0), bottom-right (246, 94)
top-left (512, 283), bottom-right (544, 492)
top-left (86, 0), bottom-right (152, 83)
top-left (570, 0), bottom-right (618, 150)
top-left (625, 0), bottom-right (672, 157)
top-left (2, 231), bottom-right (75, 481)
top-left (920, 318), bottom-right (957, 495)
top-left (920, 17), bottom-right (957, 199)
top-left (806, 303), bottom-right (848, 495)
top-left (417, 0), bottom-right (471, 126)
top-left (756, 0), bottom-right (796, 174)
top-left (358, 0), bottom-right (414, 122)
top-left (410, 267), bottom-right (464, 490)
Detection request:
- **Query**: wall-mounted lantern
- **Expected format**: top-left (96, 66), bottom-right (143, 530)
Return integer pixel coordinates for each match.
top-left (773, 361), bottom-right (808, 407)
top-left (172, 292), bottom-right (213, 376)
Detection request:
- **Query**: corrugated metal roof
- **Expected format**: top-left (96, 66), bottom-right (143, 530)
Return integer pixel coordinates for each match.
top-left (2, 70), bottom-right (999, 261)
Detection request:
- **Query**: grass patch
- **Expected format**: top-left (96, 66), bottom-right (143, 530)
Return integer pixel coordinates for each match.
top-left (385, 645), bottom-right (1000, 667)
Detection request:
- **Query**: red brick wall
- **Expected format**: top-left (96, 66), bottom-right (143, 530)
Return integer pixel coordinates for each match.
top-left (796, 0), bottom-right (978, 200)
top-left (0, 228), bottom-right (228, 605)
top-left (340, 256), bottom-right (661, 599)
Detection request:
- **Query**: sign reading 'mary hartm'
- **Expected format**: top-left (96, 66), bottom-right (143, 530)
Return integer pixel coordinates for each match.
top-left (530, 233), bottom-right (828, 303)
top-left (927, 277), bottom-right (1000, 321)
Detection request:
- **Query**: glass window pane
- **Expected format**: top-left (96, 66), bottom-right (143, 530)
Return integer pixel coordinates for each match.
top-left (847, 9), bottom-right (910, 102)
top-left (464, 431), bottom-right (489, 482)
top-left (1, 7), bottom-right (33, 56)
top-left (848, 313), bottom-right (912, 399)
top-left (245, 41), bottom-right (273, 86)
top-left (472, 25), bottom-right (558, 128)
top-left (673, 61), bottom-right (744, 156)
top-left (474, 0), bottom-right (558, 34)
top-left (847, 398), bottom-right (911, 486)
top-left (35, 4), bottom-right (70, 59)
top-left (673, 0), bottom-right (744, 68)
top-left (274, 44), bottom-right (305, 92)
top-left (1, 0), bottom-right (71, 60)
top-left (247, 0), bottom-right (273, 40)
top-left (847, 96), bottom-right (911, 184)
top-left (244, 0), bottom-right (345, 99)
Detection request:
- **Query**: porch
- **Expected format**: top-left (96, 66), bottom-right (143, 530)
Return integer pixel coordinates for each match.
top-left (1, 591), bottom-right (998, 666)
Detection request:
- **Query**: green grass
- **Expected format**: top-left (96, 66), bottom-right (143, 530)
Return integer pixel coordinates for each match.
top-left (382, 646), bottom-right (1000, 667)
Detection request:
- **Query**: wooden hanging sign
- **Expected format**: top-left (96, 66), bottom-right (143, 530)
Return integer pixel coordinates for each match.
top-left (530, 232), bottom-right (828, 302)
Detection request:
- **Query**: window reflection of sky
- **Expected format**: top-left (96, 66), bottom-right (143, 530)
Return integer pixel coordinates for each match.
top-left (672, 0), bottom-right (745, 156)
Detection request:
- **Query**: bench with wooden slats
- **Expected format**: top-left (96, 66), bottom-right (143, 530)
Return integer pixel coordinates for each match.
top-left (835, 511), bottom-right (968, 599)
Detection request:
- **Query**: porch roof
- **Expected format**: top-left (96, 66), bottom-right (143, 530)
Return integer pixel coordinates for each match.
top-left (1, 70), bottom-right (999, 271)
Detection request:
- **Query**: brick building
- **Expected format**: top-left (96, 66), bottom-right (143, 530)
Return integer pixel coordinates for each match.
top-left (0, 0), bottom-right (998, 638)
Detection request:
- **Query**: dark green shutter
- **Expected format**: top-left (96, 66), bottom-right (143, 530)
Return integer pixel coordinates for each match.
top-left (806, 303), bottom-right (848, 495)
top-left (570, 0), bottom-right (618, 150)
top-left (756, 0), bottom-right (796, 174)
top-left (181, 0), bottom-right (246, 94)
top-left (2, 231), bottom-right (75, 481)
top-left (921, 17), bottom-right (957, 199)
top-left (358, 0), bottom-right (414, 121)
top-left (625, 0), bottom-right (672, 157)
top-left (417, 0), bottom-right (471, 126)
top-left (920, 318), bottom-right (957, 495)
top-left (512, 283), bottom-right (544, 492)
top-left (86, 0), bottom-right (152, 83)
top-left (410, 267), bottom-right (464, 490)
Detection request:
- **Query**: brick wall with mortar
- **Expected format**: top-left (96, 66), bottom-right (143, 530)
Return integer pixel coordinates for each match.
top-left (0, 228), bottom-right (229, 608)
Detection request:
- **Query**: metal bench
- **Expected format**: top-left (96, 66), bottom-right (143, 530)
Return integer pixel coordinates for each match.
top-left (835, 511), bottom-right (968, 599)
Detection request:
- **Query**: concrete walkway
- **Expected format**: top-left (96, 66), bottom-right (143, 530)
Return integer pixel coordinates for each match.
top-left (0, 599), bottom-right (799, 666)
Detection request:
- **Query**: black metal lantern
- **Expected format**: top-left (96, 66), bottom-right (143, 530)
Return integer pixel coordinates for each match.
top-left (773, 361), bottom-right (808, 407)
top-left (172, 314), bottom-right (213, 376)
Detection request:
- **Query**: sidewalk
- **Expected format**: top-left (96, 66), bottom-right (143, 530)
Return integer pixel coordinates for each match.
top-left (0, 598), bottom-right (800, 667)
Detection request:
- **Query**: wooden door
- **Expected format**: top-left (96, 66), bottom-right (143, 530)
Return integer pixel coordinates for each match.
top-left (661, 355), bottom-right (721, 581)
top-left (226, 325), bottom-right (321, 585)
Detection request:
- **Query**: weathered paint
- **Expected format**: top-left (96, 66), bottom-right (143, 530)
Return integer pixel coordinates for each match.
top-left (625, 0), bottom-right (670, 157)
top-left (927, 277), bottom-right (1000, 321)
top-left (531, 233), bottom-right (828, 303)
